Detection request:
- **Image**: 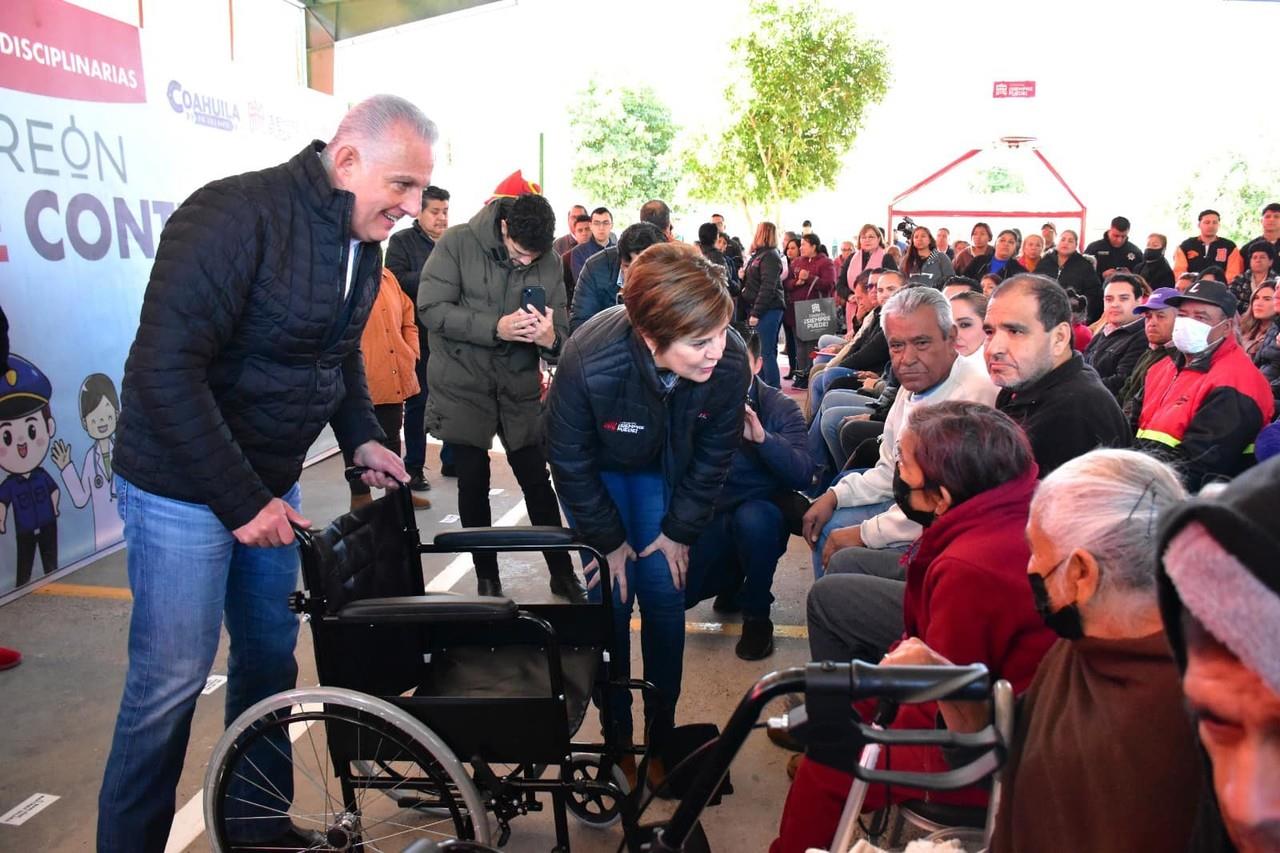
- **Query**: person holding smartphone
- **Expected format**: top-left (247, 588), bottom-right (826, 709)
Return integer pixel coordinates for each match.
top-left (418, 184), bottom-right (586, 602)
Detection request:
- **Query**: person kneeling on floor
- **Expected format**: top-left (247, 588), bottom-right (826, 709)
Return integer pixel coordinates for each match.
top-left (684, 327), bottom-right (813, 660)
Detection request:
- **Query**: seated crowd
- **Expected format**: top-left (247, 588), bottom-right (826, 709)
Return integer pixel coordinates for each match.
top-left (354, 189), bottom-right (1280, 850)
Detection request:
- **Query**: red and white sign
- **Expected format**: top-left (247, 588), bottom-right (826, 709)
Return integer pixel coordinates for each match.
top-left (0, 0), bottom-right (146, 103)
top-left (992, 80), bottom-right (1036, 99)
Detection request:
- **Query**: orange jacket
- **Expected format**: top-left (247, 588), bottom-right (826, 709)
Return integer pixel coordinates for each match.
top-left (360, 268), bottom-right (421, 404)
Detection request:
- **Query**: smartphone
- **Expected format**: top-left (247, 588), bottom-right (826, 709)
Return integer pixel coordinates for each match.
top-left (521, 285), bottom-right (547, 315)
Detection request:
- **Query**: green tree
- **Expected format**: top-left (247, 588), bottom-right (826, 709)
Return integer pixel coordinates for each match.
top-left (568, 82), bottom-right (679, 220)
top-left (1169, 151), bottom-right (1280, 244)
top-left (684, 0), bottom-right (890, 226)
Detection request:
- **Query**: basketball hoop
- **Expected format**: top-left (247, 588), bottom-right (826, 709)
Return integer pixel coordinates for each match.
top-left (999, 135), bottom-right (1037, 149)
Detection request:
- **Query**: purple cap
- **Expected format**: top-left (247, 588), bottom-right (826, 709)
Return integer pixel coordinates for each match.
top-left (1133, 287), bottom-right (1180, 314)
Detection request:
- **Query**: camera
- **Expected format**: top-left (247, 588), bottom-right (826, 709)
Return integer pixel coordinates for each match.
top-left (894, 216), bottom-right (917, 241)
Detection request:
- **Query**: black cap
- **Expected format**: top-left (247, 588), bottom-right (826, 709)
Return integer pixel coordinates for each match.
top-left (1165, 279), bottom-right (1237, 316)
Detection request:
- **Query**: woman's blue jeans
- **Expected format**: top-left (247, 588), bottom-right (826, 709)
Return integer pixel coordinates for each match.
top-left (753, 307), bottom-right (784, 388)
top-left (97, 478), bottom-right (303, 852)
top-left (590, 470), bottom-right (685, 746)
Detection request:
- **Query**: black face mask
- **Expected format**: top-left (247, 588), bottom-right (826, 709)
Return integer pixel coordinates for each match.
top-left (892, 463), bottom-right (938, 528)
top-left (1028, 567), bottom-right (1084, 640)
top-left (1143, 248), bottom-right (1164, 262)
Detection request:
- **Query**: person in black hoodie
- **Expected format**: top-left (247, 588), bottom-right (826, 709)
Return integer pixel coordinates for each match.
top-left (685, 328), bottom-right (811, 660)
top-left (1083, 272), bottom-right (1152, 397)
top-left (985, 274), bottom-right (1131, 475)
top-left (545, 242), bottom-right (751, 763)
top-left (1158, 455), bottom-right (1280, 853)
top-left (99, 94), bottom-right (435, 853)
top-left (1036, 229), bottom-right (1105, 323)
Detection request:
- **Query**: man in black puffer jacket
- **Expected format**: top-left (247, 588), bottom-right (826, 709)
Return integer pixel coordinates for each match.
top-left (99, 96), bottom-right (437, 853)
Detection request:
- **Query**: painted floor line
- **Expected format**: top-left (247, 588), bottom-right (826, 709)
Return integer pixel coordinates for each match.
top-left (629, 618), bottom-right (808, 640)
top-left (424, 500), bottom-right (528, 592)
top-left (164, 702), bottom-right (324, 853)
top-left (32, 582), bottom-right (133, 601)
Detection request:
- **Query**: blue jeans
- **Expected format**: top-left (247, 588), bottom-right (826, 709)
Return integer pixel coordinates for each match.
top-left (753, 307), bottom-right (784, 388)
top-left (811, 470), bottom-right (893, 578)
top-left (805, 390), bottom-right (875, 494)
top-left (807, 365), bottom-right (857, 415)
top-left (589, 470), bottom-right (686, 745)
top-left (819, 390), bottom-right (877, 466)
top-left (686, 499), bottom-right (788, 620)
top-left (98, 478), bottom-right (303, 852)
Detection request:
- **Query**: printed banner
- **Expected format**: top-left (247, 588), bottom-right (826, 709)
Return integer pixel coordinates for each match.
top-left (0, 0), bottom-right (340, 596)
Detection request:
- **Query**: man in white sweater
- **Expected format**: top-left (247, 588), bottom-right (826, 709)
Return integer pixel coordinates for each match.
top-left (802, 286), bottom-right (998, 578)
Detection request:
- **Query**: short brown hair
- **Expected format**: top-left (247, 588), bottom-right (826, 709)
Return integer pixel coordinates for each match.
top-left (751, 221), bottom-right (778, 254)
top-left (624, 242), bottom-right (733, 353)
top-left (908, 400), bottom-right (1033, 504)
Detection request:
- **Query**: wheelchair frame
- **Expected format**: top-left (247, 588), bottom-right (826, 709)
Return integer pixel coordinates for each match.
top-left (204, 483), bottom-right (661, 852)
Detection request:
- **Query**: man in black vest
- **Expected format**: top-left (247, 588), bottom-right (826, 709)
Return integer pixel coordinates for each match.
top-left (98, 95), bottom-right (436, 853)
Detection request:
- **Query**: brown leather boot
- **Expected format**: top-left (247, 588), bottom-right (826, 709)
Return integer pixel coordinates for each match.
top-left (349, 493), bottom-right (373, 512)
top-left (411, 492), bottom-right (432, 509)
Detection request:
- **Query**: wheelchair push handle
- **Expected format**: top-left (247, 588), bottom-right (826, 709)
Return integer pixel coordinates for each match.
top-left (848, 660), bottom-right (990, 704)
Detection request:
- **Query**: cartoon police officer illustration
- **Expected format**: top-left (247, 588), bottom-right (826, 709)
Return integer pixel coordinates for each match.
top-left (0, 355), bottom-right (61, 587)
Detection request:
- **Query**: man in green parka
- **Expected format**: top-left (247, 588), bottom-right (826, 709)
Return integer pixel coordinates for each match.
top-left (418, 180), bottom-right (585, 601)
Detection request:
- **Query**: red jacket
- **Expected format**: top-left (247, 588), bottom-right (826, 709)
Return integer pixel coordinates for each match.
top-left (783, 254), bottom-right (835, 327)
top-left (771, 467), bottom-right (1057, 853)
top-left (1137, 332), bottom-right (1274, 489)
top-left (886, 463), bottom-right (1056, 792)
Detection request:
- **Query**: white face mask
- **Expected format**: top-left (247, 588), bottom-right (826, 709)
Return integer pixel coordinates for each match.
top-left (1171, 315), bottom-right (1222, 355)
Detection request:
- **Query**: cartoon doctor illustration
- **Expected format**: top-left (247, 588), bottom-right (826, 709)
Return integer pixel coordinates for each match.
top-left (51, 373), bottom-right (123, 552)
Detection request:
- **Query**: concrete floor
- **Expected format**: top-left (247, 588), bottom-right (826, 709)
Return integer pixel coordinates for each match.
top-left (0, 435), bottom-right (828, 853)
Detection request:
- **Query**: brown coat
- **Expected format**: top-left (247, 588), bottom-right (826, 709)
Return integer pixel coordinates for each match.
top-left (360, 268), bottom-right (420, 404)
top-left (990, 633), bottom-right (1201, 853)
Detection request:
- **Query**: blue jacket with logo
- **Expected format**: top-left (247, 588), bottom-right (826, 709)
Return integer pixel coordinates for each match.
top-left (545, 306), bottom-right (751, 554)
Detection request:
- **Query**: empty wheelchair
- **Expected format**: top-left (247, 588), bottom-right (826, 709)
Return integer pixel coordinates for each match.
top-left (203, 480), bottom-right (660, 852)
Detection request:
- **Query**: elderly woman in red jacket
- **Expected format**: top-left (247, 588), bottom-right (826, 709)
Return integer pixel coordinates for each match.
top-left (772, 401), bottom-right (1056, 853)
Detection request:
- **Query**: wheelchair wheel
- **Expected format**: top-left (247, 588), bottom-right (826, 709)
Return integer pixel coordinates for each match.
top-left (564, 753), bottom-right (630, 827)
top-left (204, 687), bottom-right (492, 851)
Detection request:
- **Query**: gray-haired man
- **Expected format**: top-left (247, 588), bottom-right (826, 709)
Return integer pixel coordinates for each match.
top-left (98, 94), bottom-right (437, 852)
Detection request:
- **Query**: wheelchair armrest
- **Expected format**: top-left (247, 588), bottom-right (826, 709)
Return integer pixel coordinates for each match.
top-left (334, 593), bottom-right (518, 624)
top-left (433, 526), bottom-right (580, 549)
